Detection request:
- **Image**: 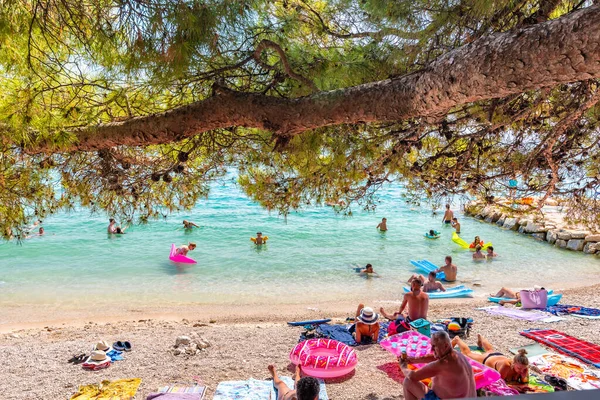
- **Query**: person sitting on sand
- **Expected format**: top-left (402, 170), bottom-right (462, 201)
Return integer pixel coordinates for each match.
top-left (473, 245), bottom-right (486, 260)
top-left (176, 242), bottom-right (196, 256)
top-left (470, 236), bottom-right (484, 248)
top-left (380, 278), bottom-right (429, 322)
top-left (182, 220), bottom-right (199, 229)
top-left (442, 204), bottom-right (454, 224)
top-left (486, 246), bottom-right (498, 258)
top-left (423, 271), bottom-right (445, 293)
top-left (268, 364), bottom-right (320, 400)
top-left (401, 331), bottom-right (476, 400)
top-left (351, 304), bottom-right (380, 344)
top-left (451, 217), bottom-right (461, 234)
top-left (433, 256), bottom-right (457, 282)
top-left (452, 334), bottom-right (529, 386)
top-left (377, 218), bottom-right (388, 231)
top-left (107, 218), bottom-right (117, 234)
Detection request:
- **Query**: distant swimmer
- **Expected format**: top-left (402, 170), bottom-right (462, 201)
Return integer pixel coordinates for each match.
top-left (251, 232), bottom-right (268, 245)
top-left (442, 204), bottom-right (454, 224)
top-left (473, 245), bottom-right (486, 260)
top-left (377, 218), bottom-right (388, 231)
top-left (38, 227), bottom-right (44, 236)
top-left (424, 271), bottom-right (446, 293)
top-left (486, 246), bottom-right (498, 258)
top-left (434, 256), bottom-right (458, 282)
top-left (107, 218), bottom-right (117, 234)
top-left (182, 220), bottom-right (199, 229)
top-left (115, 225), bottom-right (127, 234)
top-left (451, 217), bottom-right (461, 234)
top-left (359, 263), bottom-right (379, 276)
top-left (176, 242), bottom-right (196, 256)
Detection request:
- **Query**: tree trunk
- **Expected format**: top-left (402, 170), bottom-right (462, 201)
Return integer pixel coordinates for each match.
top-left (34, 5), bottom-right (600, 153)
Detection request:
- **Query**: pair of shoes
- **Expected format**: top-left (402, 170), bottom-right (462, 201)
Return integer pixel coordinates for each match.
top-left (68, 354), bottom-right (87, 364)
top-left (544, 375), bottom-right (567, 391)
top-left (112, 341), bottom-right (132, 352)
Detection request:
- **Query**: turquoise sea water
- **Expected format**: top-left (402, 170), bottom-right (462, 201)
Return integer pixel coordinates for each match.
top-left (1, 175), bottom-right (599, 310)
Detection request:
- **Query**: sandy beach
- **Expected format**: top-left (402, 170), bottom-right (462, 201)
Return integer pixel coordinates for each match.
top-left (2, 284), bottom-right (600, 400)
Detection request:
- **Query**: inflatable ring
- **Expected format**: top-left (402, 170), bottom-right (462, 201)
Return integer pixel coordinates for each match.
top-left (289, 339), bottom-right (357, 378)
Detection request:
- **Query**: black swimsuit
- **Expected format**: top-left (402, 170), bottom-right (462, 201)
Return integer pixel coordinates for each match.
top-left (483, 352), bottom-right (504, 366)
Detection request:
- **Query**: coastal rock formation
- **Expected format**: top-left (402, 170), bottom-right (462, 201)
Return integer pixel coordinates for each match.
top-left (524, 221), bottom-right (546, 233)
top-left (566, 239), bottom-right (585, 251)
top-left (503, 218), bottom-right (519, 230)
top-left (585, 234), bottom-right (600, 242)
top-left (583, 242), bottom-right (598, 254)
top-left (570, 231), bottom-right (589, 239)
top-left (547, 231), bottom-right (558, 245)
top-left (557, 232), bottom-right (572, 240)
top-left (556, 239), bottom-right (568, 248)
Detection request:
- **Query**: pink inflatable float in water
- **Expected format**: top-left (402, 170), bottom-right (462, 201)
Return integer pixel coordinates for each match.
top-left (169, 244), bottom-right (197, 264)
top-left (290, 339), bottom-right (357, 378)
top-left (380, 331), bottom-right (501, 389)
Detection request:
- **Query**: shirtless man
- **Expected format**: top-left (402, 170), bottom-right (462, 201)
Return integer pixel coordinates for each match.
top-left (359, 264), bottom-right (378, 276)
top-left (176, 242), bottom-right (196, 256)
top-left (442, 204), bottom-right (454, 224)
top-left (472, 245), bottom-right (486, 260)
top-left (377, 218), bottom-right (388, 231)
top-left (380, 278), bottom-right (429, 322)
top-left (107, 218), bottom-right (117, 234)
top-left (434, 256), bottom-right (457, 282)
top-left (401, 331), bottom-right (476, 400)
top-left (486, 246), bottom-right (498, 258)
top-left (423, 271), bottom-right (446, 293)
top-left (268, 365), bottom-right (320, 400)
top-left (451, 217), bottom-right (461, 234)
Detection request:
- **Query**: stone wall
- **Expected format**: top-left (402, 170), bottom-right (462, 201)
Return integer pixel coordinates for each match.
top-left (464, 202), bottom-right (600, 256)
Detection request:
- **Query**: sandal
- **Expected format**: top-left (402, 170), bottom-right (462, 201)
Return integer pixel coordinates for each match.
top-left (112, 341), bottom-right (125, 351)
top-left (68, 354), bottom-right (87, 364)
top-left (123, 341), bottom-right (132, 352)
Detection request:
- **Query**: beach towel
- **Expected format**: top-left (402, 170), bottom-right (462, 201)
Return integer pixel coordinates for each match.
top-left (478, 379), bottom-right (520, 396)
top-left (106, 349), bottom-right (124, 362)
top-left (521, 329), bottom-right (600, 368)
top-left (303, 321), bottom-right (391, 346)
top-left (146, 394), bottom-right (202, 400)
top-left (529, 353), bottom-right (600, 391)
top-left (509, 343), bottom-right (549, 359)
top-left (273, 377), bottom-right (329, 400)
top-left (212, 379), bottom-right (272, 400)
top-left (479, 306), bottom-right (549, 322)
top-left (156, 385), bottom-right (205, 395)
top-left (515, 375), bottom-right (554, 393)
top-left (71, 378), bottom-right (141, 400)
top-left (546, 304), bottom-right (600, 318)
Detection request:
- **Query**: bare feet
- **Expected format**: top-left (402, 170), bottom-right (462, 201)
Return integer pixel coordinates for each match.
top-left (268, 364), bottom-right (276, 377)
top-left (477, 334), bottom-right (483, 350)
top-left (451, 336), bottom-right (459, 348)
top-left (294, 364), bottom-right (302, 380)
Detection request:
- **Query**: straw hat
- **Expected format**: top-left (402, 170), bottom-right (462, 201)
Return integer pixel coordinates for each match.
top-left (357, 307), bottom-right (379, 325)
top-left (86, 350), bottom-right (110, 364)
top-left (94, 340), bottom-right (112, 352)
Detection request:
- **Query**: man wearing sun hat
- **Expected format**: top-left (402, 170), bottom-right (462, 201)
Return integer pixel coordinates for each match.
top-left (351, 304), bottom-right (380, 344)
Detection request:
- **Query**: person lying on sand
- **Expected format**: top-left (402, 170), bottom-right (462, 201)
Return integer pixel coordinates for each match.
top-left (380, 278), bottom-right (429, 322)
top-left (486, 246), bottom-right (498, 258)
top-left (434, 256), bottom-right (457, 282)
top-left (176, 242), bottom-right (196, 256)
top-left (423, 271), bottom-right (445, 293)
top-left (350, 304), bottom-right (380, 344)
top-left (452, 334), bottom-right (529, 387)
top-left (268, 364), bottom-right (320, 400)
top-left (401, 331), bottom-right (476, 400)
top-left (472, 245), bottom-right (486, 260)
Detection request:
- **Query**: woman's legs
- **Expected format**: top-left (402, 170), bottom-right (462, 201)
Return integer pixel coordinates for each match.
top-left (268, 365), bottom-right (294, 400)
top-left (356, 303), bottom-right (365, 318)
top-left (451, 336), bottom-right (486, 364)
top-left (477, 334), bottom-right (494, 352)
top-left (494, 287), bottom-right (516, 298)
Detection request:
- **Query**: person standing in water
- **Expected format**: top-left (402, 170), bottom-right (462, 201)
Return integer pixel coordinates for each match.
top-left (486, 246), bottom-right (498, 258)
top-left (176, 242), bottom-right (196, 256)
top-left (107, 218), bottom-right (117, 234)
top-left (253, 232), bottom-right (266, 245)
top-left (473, 245), bottom-right (486, 260)
top-left (182, 220), bottom-right (199, 229)
top-left (442, 204), bottom-right (454, 224)
top-left (451, 217), bottom-right (461, 234)
top-left (377, 218), bottom-right (388, 231)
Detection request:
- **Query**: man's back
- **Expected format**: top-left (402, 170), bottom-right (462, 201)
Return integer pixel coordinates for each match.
top-left (405, 291), bottom-right (429, 320)
top-left (432, 352), bottom-right (476, 399)
top-left (441, 264), bottom-right (457, 282)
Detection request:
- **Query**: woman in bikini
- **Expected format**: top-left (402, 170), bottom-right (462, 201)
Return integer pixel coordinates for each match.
top-left (452, 334), bottom-right (529, 385)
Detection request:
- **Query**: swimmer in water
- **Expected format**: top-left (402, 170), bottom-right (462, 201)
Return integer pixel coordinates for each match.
top-left (377, 218), bottom-right (388, 231)
top-left (473, 245), bottom-right (486, 260)
top-left (182, 220), bottom-right (199, 229)
top-left (176, 242), bottom-right (197, 256)
top-left (359, 263), bottom-right (379, 276)
top-left (253, 232), bottom-right (266, 245)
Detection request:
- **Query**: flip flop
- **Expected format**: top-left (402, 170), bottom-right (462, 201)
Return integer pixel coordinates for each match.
top-left (123, 341), bottom-right (132, 352)
top-left (112, 341), bottom-right (125, 351)
top-left (68, 353), bottom-right (87, 364)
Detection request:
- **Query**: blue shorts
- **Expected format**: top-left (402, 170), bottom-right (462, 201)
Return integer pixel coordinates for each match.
top-left (423, 389), bottom-right (440, 400)
top-left (444, 220), bottom-right (451, 224)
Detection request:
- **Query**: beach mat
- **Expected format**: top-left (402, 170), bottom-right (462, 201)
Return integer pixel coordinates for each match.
top-left (521, 329), bottom-right (600, 368)
top-left (509, 343), bottom-right (549, 358)
top-left (71, 378), bottom-right (141, 400)
top-left (529, 353), bottom-right (600, 391)
top-left (212, 379), bottom-right (272, 400)
top-left (479, 306), bottom-right (549, 322)
top-left (546, 304), bottom-right (600, 318)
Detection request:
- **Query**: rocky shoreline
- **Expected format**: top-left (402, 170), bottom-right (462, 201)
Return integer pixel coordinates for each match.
top-left (464, 200), bottom-right (600, 255)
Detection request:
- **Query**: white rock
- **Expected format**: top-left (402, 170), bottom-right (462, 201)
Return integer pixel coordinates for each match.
top-left (175, 336), bottom-right (191, 346)
top-left (519, 219), bottom-right (530, 226)
top-left (583, 242), bottom-right (598, 254)
top-left (546, 231), bottom-right (558, 245)
top-left (557, 232), bottom-right (572, 240)
top-left (503, 218), bottom-right (519, 230)
top-left (585, 234), bottom-right (600, 242)
top-left (185, 343), bottom-right (198, 355)
top-left (555, 239), bottom-right (567, 248)
top-left (570, 231), bottom-right (589, 239)
top-left (173, 348), bottom-right (183, 356)
top-left (198, 340), bottom-right (211, 349)
top-left (524, 221), bottom-right (546, 234)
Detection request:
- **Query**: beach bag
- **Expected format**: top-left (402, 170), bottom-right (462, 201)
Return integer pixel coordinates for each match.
top-left (520, 289), bottom-right (548, 309)
top-left (388, 317), bottom-right (411, 335)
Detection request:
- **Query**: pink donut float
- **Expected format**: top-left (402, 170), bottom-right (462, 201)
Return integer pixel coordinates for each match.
top-left (289, 339), bottom-right (357, 378)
